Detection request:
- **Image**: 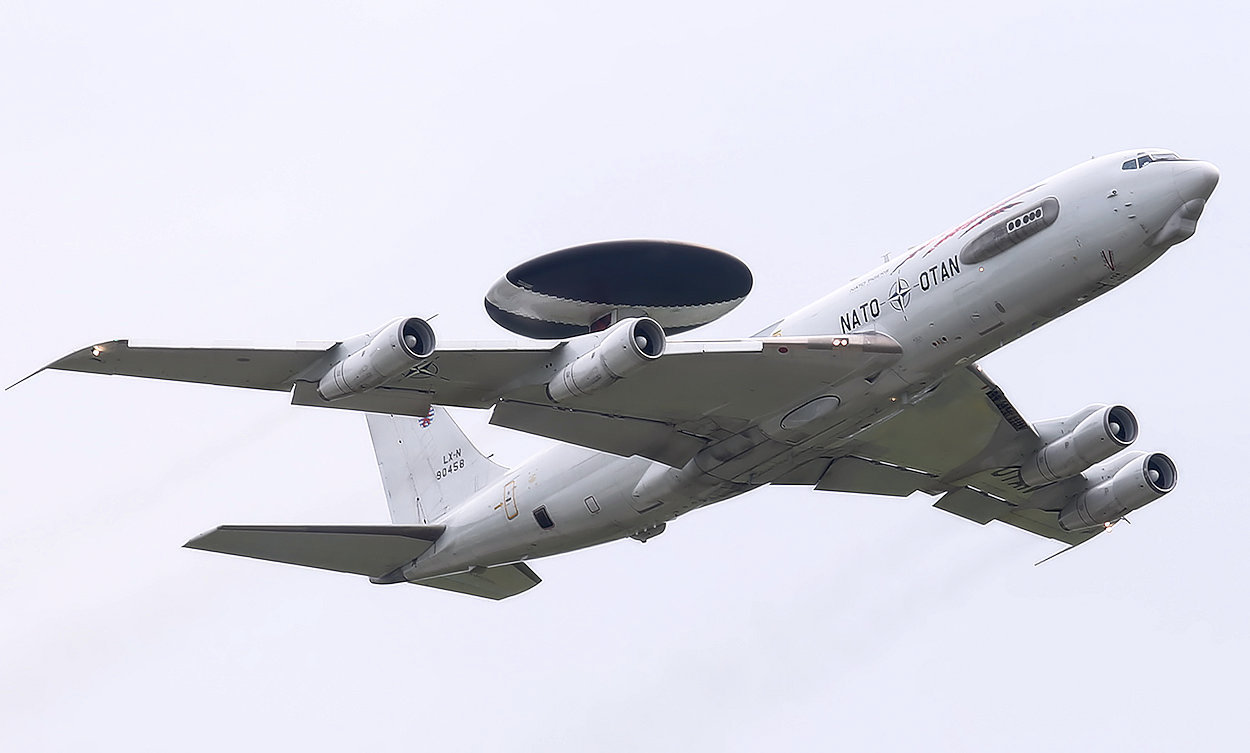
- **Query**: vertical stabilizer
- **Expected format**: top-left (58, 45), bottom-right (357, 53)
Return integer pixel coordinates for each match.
top-left (366, 407), bottom-right (507, 523)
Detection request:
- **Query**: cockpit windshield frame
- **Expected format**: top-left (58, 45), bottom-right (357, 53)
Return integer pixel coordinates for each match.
top-left (1122, 151), bottom-right (1181, 170)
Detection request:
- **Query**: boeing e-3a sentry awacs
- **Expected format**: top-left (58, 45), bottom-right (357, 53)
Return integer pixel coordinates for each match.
top-left (22, 149), bottom-right (1218, 598)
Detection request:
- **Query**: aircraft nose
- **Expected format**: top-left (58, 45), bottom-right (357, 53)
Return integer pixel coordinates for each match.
top-left (1174, 160), bottom-right (1219, 202)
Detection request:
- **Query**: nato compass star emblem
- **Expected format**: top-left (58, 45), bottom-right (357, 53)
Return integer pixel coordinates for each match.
top-left (888, 277), bottom-right (911, 313)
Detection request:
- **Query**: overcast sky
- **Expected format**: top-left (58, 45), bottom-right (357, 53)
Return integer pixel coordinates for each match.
top-left (3, 2), bottom-right (1247, 750)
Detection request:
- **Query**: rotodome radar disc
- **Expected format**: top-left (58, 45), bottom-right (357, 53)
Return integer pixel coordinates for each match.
top-left (484, 240), bottom-right (753, 339)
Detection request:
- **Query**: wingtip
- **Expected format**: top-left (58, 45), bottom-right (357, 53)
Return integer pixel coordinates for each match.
top-left (22, 340), bottom-right (130, 386)
top-left (8, 343), bottom-right (105, 390)
top-left (6, 368), bottom-right (44, 391)
top-left (183, 527), bottom-right (222, 550)
top-left (1034, 532), bottom-right (1099, 565)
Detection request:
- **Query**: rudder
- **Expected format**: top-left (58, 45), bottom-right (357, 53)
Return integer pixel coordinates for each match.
top-left (366, 407), bottom-right (507, 523)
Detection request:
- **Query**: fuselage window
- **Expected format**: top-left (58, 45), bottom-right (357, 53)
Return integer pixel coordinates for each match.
top-left (584, 495), bottom-right (600, 513)
top-left (533, 505), bottom-right (555, 529)
top-left (1007, 207), bottom-right (1044, 233)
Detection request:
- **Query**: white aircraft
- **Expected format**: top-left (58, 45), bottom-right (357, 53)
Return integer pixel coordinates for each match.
top-left (22, 148), bottom-right (1218, 599)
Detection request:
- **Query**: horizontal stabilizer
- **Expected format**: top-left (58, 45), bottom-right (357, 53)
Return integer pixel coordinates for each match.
top-left (185, 524), bottom-right (444, 578)
top-left (414, 563), bottom-right (542, 600)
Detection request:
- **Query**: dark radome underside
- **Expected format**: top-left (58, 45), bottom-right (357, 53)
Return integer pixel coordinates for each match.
top-left (485, 240), bottom-right (754, 339)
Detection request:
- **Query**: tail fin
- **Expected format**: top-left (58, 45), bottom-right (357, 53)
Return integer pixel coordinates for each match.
top-left (365, 406), bottom-right (507, 523)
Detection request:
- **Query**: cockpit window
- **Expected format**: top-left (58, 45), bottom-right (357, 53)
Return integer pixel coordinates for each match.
top-left (1122, 151), bottom-right (1182, 170)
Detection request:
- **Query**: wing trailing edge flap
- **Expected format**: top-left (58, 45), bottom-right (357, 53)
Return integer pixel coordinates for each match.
top-left (290, 380), bottom-right (434, 418)
top-left (185, 524), bottom-right (445, 578)
top-left (934, 488), bottom-right (1098, 546)
top-left (414, 563), bottom-right (541, 600)
top-left (933, 487), bottom-right (1003, 523)
top-left (814, 456), bottom-right (946, 497)
top-left (782, 457), bottom-right (1096, 545)
top-left (779, 457), bottom-right (1093, 544)
top-left (490, 399), bottom-right (706, 467)
top-left (773, 456), bottom-right (947, 497)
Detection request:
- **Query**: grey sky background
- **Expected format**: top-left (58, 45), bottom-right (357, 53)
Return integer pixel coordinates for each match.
top-left (2, 2), bottom-right (1246, 750)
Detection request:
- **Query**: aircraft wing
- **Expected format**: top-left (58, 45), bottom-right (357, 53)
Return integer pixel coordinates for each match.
top-left (478, 335), bottom-right (903, 466)
top-left (34, 339), bottom-right (337, 391)
top-left (775, 365), bottom-right (1101, 546)
top-left (37, 333), bottom-right (903, 468)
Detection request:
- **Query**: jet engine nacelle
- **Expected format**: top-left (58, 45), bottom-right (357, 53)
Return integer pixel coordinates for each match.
top-left (1021, 405), bottom-right (1138, 487)
top-left (1058, 451), bottom-right (1177, 531)
top-left (547, 317), bottom-right (665, 402)
top-left (317, 317), bottom-right (436, 401)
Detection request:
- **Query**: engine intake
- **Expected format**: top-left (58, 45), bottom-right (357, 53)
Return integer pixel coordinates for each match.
top-left (1058, 451), bottom-right (1177, 531)
top-left (547, 317), bottom-right (665, 402)
top-left (1021, 405), bottom-right (1138, 487)
top-left (317, 317), bottom-right (436, 401)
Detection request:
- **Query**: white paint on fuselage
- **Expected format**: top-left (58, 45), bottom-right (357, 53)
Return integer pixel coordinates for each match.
top-left (404, 150), bottom-right (1217, 583)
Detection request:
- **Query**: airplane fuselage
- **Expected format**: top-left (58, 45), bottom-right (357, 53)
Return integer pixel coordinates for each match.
top-left (397, 150), bottom-right (1218, 582)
